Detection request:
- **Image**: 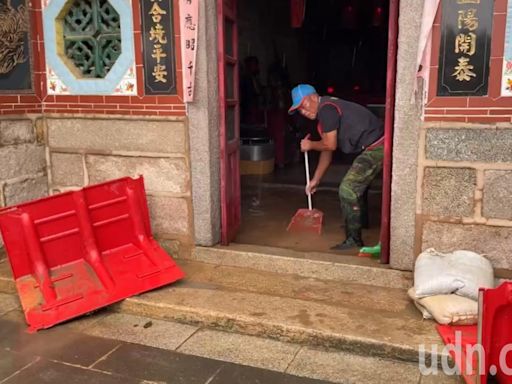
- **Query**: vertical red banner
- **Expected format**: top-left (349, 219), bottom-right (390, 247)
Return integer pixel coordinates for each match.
top-left (179, 0), bottom-right (199, 102)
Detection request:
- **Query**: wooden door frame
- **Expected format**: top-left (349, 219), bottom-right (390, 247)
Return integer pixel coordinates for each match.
top-left (218, 0), bottom-right (241, 245)
top-left (380, 0), bottom-right (399, 264)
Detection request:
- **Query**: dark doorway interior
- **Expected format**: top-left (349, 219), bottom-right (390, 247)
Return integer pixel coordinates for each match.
top-left (235, 0), bottom-right (389, 257)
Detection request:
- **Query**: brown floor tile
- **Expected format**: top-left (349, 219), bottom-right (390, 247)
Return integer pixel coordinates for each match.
top-left (0, 293), bottom-right (19, 317)
top-left (211, 364), bottom-right (334, 384)
top-left (0, 349), bottom-right (37, 381)
top-left (0, 318), bottom-right (120, 367)
top-left (93, 343), bottom-right (225, 384)
top-left (3, 359), bottom-right (140, 384)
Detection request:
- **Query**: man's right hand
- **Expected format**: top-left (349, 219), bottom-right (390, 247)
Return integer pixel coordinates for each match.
top-left (300, 134), bottom-right (312, 152)
top-left (306, 178), bottom-right (319, 195)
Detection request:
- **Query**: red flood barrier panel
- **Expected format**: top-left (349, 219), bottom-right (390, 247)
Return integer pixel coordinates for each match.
top-left (437, 282), bottom-right (512, 384)
top-left (0, 176), bottom-right (184, 331)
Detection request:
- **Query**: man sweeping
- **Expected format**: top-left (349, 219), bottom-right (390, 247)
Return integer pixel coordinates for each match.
top-left (288, 84), bottom-right (384, 251)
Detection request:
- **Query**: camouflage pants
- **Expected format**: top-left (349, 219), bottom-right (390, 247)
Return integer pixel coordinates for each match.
top-left (338, 145), bottom-right (384, 238)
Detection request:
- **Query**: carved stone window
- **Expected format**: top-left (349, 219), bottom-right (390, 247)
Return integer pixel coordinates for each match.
top-left (57, 0), bottom-right (121, 78)
top-left (44, 0), bottom-right (136, 94)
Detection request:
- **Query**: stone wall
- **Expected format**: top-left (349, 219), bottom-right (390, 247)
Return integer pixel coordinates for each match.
top-left (44, 117), bottom-right (193, 247)
top-left (187, 0), bottom-right (221, 246)
top-left (0, 118), bottom-right (49, 254)
top-left (417, 123), bottom-right (512, 272)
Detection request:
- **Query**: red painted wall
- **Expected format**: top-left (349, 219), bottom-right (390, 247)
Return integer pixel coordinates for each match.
top-left (425, 0), bottom-right (511, 123)
top-left (0, 0), bottom-right (186, 117)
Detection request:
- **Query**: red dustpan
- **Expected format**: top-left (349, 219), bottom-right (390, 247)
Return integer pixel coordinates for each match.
top-left (287, 151), bottom-right (323, 235)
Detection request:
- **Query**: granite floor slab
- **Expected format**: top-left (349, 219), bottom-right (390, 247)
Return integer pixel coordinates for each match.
top-left (177, 328), bottom-right (300, 371)
top-left (0, 293), bottom-right (19, 316)
top-left (83, 312), bottom-right (199, 350)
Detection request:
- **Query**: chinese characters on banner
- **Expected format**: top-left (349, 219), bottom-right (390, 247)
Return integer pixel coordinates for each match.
top-left (141, 0), bottom-right (177, 94)
top-left (437, 0), bottom-right (493, 96)
top-left (501, 0), bottom-right (512, 96)
top-left (179, 0), bottom-right (198, 102)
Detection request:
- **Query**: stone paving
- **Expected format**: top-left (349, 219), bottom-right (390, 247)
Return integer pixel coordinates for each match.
top-left (0, 310), bottom-right (330, 384)
top-left (0, 293), bottom-right (463, 384)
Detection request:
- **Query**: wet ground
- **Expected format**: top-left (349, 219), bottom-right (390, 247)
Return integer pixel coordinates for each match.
top-left (0, 309), bottom-right (332, 384)
top-left (236, 163), bottom-right (381, 255)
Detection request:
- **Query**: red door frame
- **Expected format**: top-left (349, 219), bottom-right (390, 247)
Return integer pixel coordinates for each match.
top-left (380, 0), bottom-right (399, 264)
top-left (218, 0), bottom-right (399, 263)
top-left (218, 0), bottom-right (241, 245)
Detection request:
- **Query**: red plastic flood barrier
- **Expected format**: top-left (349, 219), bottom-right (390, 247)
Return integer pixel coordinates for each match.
top-left (438, 282), bottom-right (512, 384)
top-left (436, 325), bottom-right (479, 384)
top-left (0, 176), bottom-right (184, 331)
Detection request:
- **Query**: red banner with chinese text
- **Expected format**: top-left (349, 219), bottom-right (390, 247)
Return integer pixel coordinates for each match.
top-left (180, 0), bottom-right (199, 102)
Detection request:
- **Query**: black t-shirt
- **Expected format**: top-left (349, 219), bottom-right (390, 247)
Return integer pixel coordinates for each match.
top-left (317, 104), bottom-right (340, 134)
top-left (317, 97), bottom-right (383, 154)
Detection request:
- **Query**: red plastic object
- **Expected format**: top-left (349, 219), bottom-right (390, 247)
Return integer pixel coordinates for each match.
top-left (286, 208), bottom-right (323, 235)
top-left (437, 325), bottom-right (478, 384)
top-left (437, 282), bottom-right (512, 384)
top-left (479, 282), bottom-right (512, 384)
top-left (0, 176), bottom-right (184, 331)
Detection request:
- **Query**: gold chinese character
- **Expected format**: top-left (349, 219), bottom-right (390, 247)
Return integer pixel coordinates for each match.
top-left (452, 57), bottom-right (476, 81)
top-left (458, 9), bottom-right (478, 31)
top-left (149, 2), bottom-right (166, 23)
top-left (455, 32), bottom-right (476, 55)
top-left (153, 64), bottom-right (168, 82)
top-left (152, 44), bottom-right (167, 63)
top-left (457, 0), bottom-right (479, 3)
top-left (149, 24), bottom-right (167, 44)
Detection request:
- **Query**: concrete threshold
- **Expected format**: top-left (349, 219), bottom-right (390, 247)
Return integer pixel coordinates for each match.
top-left (176, 243), bottom-right (413, 289)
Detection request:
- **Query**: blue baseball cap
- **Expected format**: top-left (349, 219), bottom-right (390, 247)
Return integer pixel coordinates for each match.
top-left (288, 84), bottom-right (317, 114)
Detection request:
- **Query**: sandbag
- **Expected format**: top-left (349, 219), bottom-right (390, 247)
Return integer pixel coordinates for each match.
top-left (408, 288), bottom-right (478, 325)
top-left (414, 248), bottom-right (494, 300)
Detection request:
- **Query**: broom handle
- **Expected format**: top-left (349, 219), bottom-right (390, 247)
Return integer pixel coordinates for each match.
top-left (305, 151), bottom-right (312, 210)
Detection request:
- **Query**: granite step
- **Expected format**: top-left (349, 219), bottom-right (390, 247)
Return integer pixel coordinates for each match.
top-left (114, 259), bottom-right (443, 365)
top-left (0, 251), bottom-right (443, 366)
top-left (0, 293), bottom-right (461, 384)
top-left (174, 243), bottom-right (413, 289)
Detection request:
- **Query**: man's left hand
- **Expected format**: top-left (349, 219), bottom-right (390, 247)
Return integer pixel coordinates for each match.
top-left (306, 178), bottom-right (319, 195)
top-left (300, 134), bottom-right (312, 152)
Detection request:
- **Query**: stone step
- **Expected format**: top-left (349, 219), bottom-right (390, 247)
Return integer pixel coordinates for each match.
top-left (0, 254), bottom-right (444, 366)
top-left (174, 243), bottom-right (413, 289)
top-left (0, 293), bottom-right (461, 384)
top-left (114, 259), bottom-right (444, 365)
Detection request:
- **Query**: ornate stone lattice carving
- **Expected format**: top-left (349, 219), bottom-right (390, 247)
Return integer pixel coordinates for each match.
top-left (62, 0), bottom-right (122, 78)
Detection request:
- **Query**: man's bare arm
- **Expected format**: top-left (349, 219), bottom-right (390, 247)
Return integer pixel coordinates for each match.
top-left (312, 150), bottom-right (333, 182)
top-left (309, 130), bottom-right (337, 152)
